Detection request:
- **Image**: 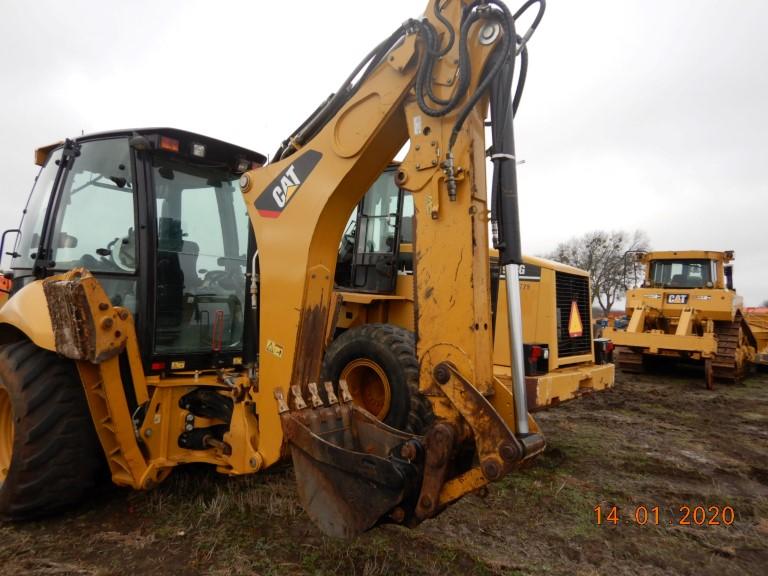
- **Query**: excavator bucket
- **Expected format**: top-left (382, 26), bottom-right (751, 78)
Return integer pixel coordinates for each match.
top-left (276, 381), bottom-right (423, 538)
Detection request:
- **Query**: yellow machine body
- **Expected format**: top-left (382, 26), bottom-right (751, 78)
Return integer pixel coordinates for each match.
top-left (604, 250), bottom-right (757, 387)
top-left (0, 277), bottom-right (10, 308)
top-left (334, 254), bottom-right (614, 410)
top-left (0, 0), bottom-right (548, 537)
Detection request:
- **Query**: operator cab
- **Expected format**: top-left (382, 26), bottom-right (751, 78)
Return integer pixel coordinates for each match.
top-left (5, 128), bottom-right (265, 373)
top-left (642, 251), bottom-right (734, 290)
top-left (649, 259), bottom-right (715, 289)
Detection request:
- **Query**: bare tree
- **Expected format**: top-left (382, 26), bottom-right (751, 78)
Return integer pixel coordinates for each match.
top-left (548, 230), bottom-right (650, 316)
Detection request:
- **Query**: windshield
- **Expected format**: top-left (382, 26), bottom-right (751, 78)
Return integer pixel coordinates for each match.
top-left (649, 259), bottom-right (713, 288)
top-left (12, 148), bottom-right (63, 270)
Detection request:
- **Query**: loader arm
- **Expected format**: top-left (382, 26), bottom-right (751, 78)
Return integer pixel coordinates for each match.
top-left (242, 0), bottom-right (546, 535)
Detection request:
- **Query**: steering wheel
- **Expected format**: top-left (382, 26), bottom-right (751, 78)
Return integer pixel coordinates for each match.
top-left (94, 236), bottom-right (134, 272)
top-left (199, 269), bottom-right (240, 293)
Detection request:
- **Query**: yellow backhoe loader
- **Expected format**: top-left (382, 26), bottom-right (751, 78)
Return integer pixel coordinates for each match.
top-left (604, 250), bottom-right (757, 389)
top-left (0, 0), bottom-right (547, 537)
top-left (327, 176), bottom-right (614, 422)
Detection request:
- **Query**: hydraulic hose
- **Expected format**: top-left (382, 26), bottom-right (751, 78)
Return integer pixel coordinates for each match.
top-left (275, 0), bottom-right (545, 162)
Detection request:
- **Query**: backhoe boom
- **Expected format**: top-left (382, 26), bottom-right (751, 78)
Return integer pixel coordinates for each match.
top-left (240, 0), bottom-right (546, 535)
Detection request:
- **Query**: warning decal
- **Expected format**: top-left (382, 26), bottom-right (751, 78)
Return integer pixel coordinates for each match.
top-left (568, 300), bottom-right (583, 338)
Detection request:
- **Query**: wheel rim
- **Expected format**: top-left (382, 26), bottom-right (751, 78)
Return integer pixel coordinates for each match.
top-left (0, 387), bottom-right (13, 482)
top-left (340, 359), bottom-right (392, 420)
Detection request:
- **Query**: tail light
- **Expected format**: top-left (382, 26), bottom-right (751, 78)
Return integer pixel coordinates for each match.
top-left (159, 136), bottom-right (180, 153)
top-left (593, 338), bottom-right (614, 364)
top-left (523, 344), bottom-right (549, 376)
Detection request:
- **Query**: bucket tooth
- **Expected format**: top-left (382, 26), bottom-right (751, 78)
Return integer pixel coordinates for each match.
top-left (307, 382), bottom-right (324, 407)
top-left (337, 379), bottom-right (353, 404)
top-left (291, 385), bottom-right (308, 410)
top-left (324, 381), bottom-right (339, 405)
top-left (274, 388), bottom-right (289, 414)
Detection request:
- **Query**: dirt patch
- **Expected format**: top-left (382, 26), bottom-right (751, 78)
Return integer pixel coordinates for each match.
top-left (1, 369), bottom-right (766, 575)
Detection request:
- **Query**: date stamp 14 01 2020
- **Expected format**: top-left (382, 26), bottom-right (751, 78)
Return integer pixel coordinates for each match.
top-left (593, 504), bottom-right (736, 527)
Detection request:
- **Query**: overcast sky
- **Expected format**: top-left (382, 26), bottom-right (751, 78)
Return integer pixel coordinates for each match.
top-left (0, 0), bottom-right (766, 305)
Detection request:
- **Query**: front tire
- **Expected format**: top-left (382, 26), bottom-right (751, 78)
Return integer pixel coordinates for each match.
top-left (0, 340), bottom-right (101, 519)
top-left (322, 324), bottom-right (433, 434)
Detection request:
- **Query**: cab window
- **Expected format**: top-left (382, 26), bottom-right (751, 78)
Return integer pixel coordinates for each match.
top-left (49, 139), bottom-right (136, 274)
top-left (649, 259), bottom-right (712, 288)
top-left (152, 157), bottom-right (248, 355)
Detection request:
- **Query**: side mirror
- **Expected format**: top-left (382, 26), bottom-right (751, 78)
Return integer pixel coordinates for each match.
top-left (56, 232), bottom-right (78, 249)
top-left (0, 228), bottom-right (21, 271)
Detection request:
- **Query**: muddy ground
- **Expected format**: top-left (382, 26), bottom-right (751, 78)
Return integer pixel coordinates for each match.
top-left (1, 365), bottom-right (767, 576)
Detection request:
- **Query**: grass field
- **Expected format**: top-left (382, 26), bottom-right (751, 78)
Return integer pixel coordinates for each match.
top-left (1, 367), bottom-right (766, 575)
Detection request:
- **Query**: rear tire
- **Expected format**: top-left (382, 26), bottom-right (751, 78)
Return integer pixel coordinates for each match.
top-left (0, 340), bottom-right (102, 519)
top-left (322, 324), bottom-right (433, 434)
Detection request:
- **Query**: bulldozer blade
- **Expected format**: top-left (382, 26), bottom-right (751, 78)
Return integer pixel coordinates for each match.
top-left (277, 383), bottom-right (422, 538)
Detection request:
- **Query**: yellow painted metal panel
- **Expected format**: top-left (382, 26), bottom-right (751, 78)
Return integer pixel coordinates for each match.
top-left (0, 280), bottom-right (55, 350)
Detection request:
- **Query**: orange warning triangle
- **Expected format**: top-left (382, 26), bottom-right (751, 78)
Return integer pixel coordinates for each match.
top-left (568, 300), bottom-right (583, 337)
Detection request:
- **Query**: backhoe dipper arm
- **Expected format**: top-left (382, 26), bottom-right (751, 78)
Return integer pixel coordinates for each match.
top-left (240, 0), bottom-right (545, 537)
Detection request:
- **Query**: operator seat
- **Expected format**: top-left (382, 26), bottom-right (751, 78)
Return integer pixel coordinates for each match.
top-left (178, 240), bottom-right (202, 291)
top-left (156, 217), bottom-right (184, 344)
top-left (669, 274), bottom-right (685, 287)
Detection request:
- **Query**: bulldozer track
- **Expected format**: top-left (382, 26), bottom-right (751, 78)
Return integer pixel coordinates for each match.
top-left (711, 319), bottom-right (751, 383)
top-left (617, 347), bottom-right (645, 373)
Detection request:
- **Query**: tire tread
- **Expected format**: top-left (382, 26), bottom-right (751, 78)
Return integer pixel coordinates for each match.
top-left (0, 340), bottom-right (101, 519)
top-left (322, 323), bottom-right (434, 434)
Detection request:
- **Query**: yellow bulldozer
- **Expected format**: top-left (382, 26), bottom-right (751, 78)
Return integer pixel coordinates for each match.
top-left (326, 172), bottom-right (614, 424)
top-left (0, 0), bottom-right (548, 537)
top-left (604, 250), bottom-right (757, 389)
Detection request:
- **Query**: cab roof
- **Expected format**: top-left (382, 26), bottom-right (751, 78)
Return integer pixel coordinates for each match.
top-left (643, 250), bottom-right (734, 263)
top-left (35, 127), bottom-right (267, 167)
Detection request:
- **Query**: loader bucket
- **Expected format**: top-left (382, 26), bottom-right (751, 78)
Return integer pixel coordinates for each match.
top-left (276, 381), bottom-right (423, 538)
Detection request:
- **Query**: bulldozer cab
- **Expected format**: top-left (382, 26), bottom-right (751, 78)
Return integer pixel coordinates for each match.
top-left (640, 251), bottom-right (733, 291)
top-left (649, 259), bottom-right (714, 289)
top-left (7, 129), bottom-right (265, 372)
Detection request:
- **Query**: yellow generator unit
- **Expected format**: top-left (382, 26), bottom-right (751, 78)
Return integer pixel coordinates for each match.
top-left (492, 257), bottom-right (615, 409)
top-left (604, 250), bottom-right (757, 388)
top-left (326, 175), bottom-right (614, 427)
